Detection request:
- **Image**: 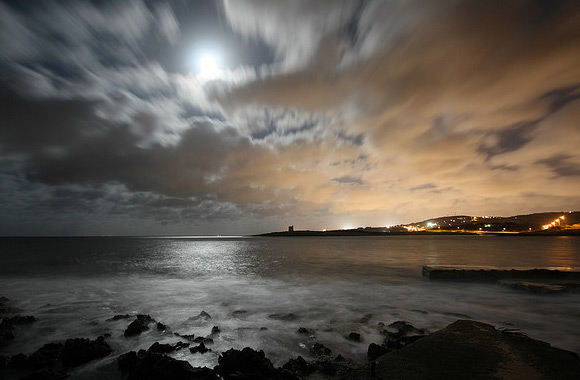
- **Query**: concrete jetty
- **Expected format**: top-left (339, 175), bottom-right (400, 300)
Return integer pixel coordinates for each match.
top-left (422, 266), bottom-right (580, 282)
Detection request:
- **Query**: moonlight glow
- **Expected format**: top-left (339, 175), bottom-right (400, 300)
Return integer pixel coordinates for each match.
top-left (199, 54), bottom-right (221, 79)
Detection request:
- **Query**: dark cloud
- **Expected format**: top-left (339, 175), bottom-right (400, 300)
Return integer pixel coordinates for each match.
top-left (479, 121), bottom-right (539, 159)
top-left (0, 0), bottom-right (179, 68)
top-left (536, 154), bottom-right (580, 178)
top-left (333, 176), bottom-right (364, 185)
top-left (410, 183), bottom-right (437, 192)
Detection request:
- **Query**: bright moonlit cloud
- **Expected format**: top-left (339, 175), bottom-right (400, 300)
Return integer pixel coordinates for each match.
top-left (198, 53), bottom-right (222, 79)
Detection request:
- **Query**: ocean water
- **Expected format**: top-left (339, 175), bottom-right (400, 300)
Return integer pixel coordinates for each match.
top-left (1, 235), bottom-right (579, 379)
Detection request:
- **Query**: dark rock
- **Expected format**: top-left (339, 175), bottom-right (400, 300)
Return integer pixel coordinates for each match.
top-left (0, 322), bottom-right (15, 345)
top-left (211, 326), bottom-right (220, 334)
top-left (175, 332), bottom-right (196, 341)
top-left (147, 341), bottom-right (189, 354)
top-left (190, 342), bottom-right (211, 354)
top-left (314, 355), bottom-right (357, 377)
top-left (107, 314), bottom-right (132, 321)
top-left (0, 296), bottom-right (16, 314)
top-left (358, 313), bottom-right (373, 324)
top-left (367, 343), bottom-right (389, 361)
top-left (297, 327), bottom-right (313, 335)
top-left (346, 332), bottom-right (361, 342)
top-left (386, 321), bottom-right (429, 337)
top-left (281, 356), bottom-right (314, 374)
top-left (498, 280), bottom-right (579, 294)
top-left (156, 322), bottom-right (168, 331)
top-left (193, 336), bottom-right (213, 344)
top-left (118, 350), bottom-right (218, 380)
top-left (190, 311), bottom-right (212, 321)
top-left (27, 343), bottom-right (63, 369)
top-left (0, 296), bottom-right (9, 307)
top-left (0, 315), bottom-right (36, 345)
top-left (215, 347), bottom-right (281, 380)
top-left (11, 353), bottom-right (28, 368)
top-left (18, 368), bottom-right (69, 380)
top-left (259, 327), bottom-right (268, 331)
top-left (346, 320), bottom-right (580, 380)
top-left (268, 313), bottom-right (298, 321)
top-left (380, 321), bottom-right (429, 350)
top-left (117, 351), bottom-right (139, 374)
top-left (3, 315), bottom-right (37, 325)
top-left (310, 342), bottom-right (331, 357)
top-left (232, 310), bottom-right (247, 317)
top-left (124, 314), bottom-right (155, 337)
top-left (277, 368), bottom-right (302, 380)
top-left (61, 336), bottom-right (112, 367)
top-left (0, 354), bottom-right (8, 369)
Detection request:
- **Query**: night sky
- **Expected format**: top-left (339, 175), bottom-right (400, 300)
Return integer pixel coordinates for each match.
top-left (1, 0), bottom-right (579, 236)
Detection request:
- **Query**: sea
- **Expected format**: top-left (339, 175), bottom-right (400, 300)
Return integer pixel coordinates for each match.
top-left (1, 235), bottom-right (579, 379)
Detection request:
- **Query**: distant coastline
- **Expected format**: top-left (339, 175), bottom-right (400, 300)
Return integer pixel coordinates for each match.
top-left (257, 229), bottom-right (580, 237)
top-left (258, 211), bottom-right (580, 237)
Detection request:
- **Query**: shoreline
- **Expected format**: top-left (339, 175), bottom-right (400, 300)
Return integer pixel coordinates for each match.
top-left (2, 303), bottom-right (579, 380)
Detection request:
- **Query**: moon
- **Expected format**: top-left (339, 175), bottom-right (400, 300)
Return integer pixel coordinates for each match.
top-left (199, 54), bottom-right (220, 78)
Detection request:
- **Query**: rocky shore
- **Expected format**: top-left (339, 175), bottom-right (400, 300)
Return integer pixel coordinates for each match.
top-left (1, 295), bottom-right (579, 380)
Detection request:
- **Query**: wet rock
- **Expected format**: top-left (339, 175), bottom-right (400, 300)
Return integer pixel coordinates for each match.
top-left (147, 341), bottom-right (189, 354)
top-left (314, 355), bottom-right (357, 377)
top-left (367, 343), bottom-right (389, 361)
top-left (297, 327), bottom-right (313, 335)
top-left (107, 314), bottom-right (132, 321)
top-left (4, 315), bottom-right (37, 325)
top-left (211, 326), bottom-right (220, 334)
top-left (310, 342), bottom-right (331, 357)
top-left (268, 313), bottom-right (298, 321)
top-left (386, 321), bottom-right (429, 337)
top-left (190, 342), bottom-right (211, 354)
top-left (215, 347), bottom-right (283, 379)
top-left (277, 368), bottom-right (302, 380)
top-left (193, 336), bottom-right (214, 344)
top-left (156, 322), bottom-right (168, 331)
top-left (118, 350), bottom-right (218, 380)
top-left (498, 280), bottom-right (579, 294)
top-left (27, 342), bottom-right (64, 369)
top-left (0, 296), bottom-right (18, 314)
top-left (379, 321), bottom-right (429, 350)
top-left (346, 332), bottom-right (362, 342)
top-left (383, 335), bottom-right (426, 350)
top-left (232, 310), bottom-right (247, 317)
top-left (0, 296), bottom-right (9, 308)
top-left (190, 311), bottom-right (212, 322)
top-left (358, 313), bottom-right (373, 324)
top-left (281, 355), bottom-right (314, 374)
top-left (0, 315), bottom-right (36, 345)
top-left (117, 351), bottom-right (139, 374)
top-left (18, 368), bottom-right (70, 380)
top-left (0, 322), bottom-right (15, 345)
top-left (11, 353), bottom-right (28, 368)
top-left (174, 332), bottom-right (196, 341)
top-left (61, 336), bottom-right (112, 367)
top-left (124, 314), bottom-right (155, 337)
